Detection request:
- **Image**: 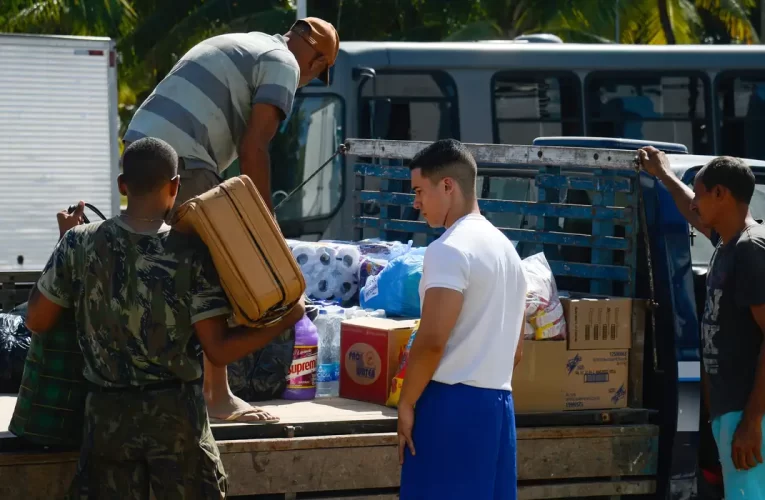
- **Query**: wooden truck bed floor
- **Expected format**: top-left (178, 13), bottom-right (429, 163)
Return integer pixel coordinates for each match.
top-left (0, 394), bottom-right (658, 499)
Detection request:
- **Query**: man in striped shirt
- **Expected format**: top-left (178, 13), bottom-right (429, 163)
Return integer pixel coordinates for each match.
top-left (122, 17), bottom-right (339, 423)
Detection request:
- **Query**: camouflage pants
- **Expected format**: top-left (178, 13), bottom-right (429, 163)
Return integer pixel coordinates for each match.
top-left (65, 382), bottom-right (227, 500)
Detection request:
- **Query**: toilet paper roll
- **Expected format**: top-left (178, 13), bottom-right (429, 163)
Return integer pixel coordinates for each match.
top-left (336, 270), bottom-right (359, 303)
top-left (313, 274), bottom-right (337, 300)
top-left (335, 245), bottom-right (361, 273)
top-left (292, 244), bottom-right (318, 268)
top-left (315, 245), bottom-right (337, 268)
top-left (306, 281), bottom-right (321, 300)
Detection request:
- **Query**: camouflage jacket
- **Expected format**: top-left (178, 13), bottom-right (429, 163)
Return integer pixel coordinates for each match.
top-left (37, 217), bottom-right (231, 387)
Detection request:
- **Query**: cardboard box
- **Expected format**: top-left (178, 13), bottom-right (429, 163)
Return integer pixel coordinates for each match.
top-left (512, 340), bottom-right (629, 412)
top-left (339, 317), bottom-right (418, 405)
top-left (561, 297), bottom-right (632, 350)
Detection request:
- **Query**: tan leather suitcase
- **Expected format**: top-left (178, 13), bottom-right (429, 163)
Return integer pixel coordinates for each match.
top-left (171, 175), bottom-right (305, 327)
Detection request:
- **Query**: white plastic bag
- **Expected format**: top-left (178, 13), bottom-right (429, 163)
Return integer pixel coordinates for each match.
top-left (521, 253), bottom-right (567, 340)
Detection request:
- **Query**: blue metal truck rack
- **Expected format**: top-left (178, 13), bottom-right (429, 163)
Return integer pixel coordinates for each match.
top-left (349, 138), bottom-right (641, 297)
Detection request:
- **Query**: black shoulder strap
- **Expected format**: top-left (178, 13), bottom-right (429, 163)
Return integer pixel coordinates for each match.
top-left (67, 203), bottom-right (108, 224)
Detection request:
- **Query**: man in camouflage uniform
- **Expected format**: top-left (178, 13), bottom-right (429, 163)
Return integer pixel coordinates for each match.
top-left (24, 137), bottom-right (305, 498)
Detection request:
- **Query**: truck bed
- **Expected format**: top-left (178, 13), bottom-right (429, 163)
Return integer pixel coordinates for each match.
top-left (0, 394), bottom-right (658, 499)
top-left (0, 138), bottom-right (662, 498)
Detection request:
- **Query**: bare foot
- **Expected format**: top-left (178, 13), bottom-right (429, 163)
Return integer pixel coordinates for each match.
top-left (205, 393), bottom-right (279, 423)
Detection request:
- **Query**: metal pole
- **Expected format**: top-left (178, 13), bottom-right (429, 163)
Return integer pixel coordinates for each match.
top-left (615, 0), bottom-right (621, 43)
top-left (297, 0), bottom-right (307, 20)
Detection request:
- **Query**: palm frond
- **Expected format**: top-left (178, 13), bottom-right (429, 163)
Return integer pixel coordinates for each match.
top-left (6, 0), bottom-right (64, 31)
top-left (121, 1), bottom-right (288, 70)
top-left (694, 0), bottom-right (759, 42)
top-left (671, 0), bottom-right (704, 43)
top-left (3, 0), bottom-right (136, 37)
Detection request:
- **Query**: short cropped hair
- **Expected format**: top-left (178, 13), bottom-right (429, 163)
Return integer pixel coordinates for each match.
top-left (408, 139), bottom-right (477, 198)
top-left (121, 137), bottom-right (179, 196)
top-left (696, 156), bottom-right (755, 204)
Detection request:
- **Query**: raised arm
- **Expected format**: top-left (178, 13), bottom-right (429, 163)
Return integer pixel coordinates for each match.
top-left (638, 146), bottom-right (712, 239)
top-left (25, 204), bottom-right (84, 334)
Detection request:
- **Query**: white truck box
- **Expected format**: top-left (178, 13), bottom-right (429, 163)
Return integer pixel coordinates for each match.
top-left (0, 34), bottom-right (120, 270)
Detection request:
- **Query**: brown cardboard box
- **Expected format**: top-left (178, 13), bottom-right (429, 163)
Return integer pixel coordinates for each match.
top-left (561, 297), bottom-right (632, 350)
top-left (339, 317), bottom-right (418, 406)
top-left (512, 341), bottom-right (568, 412)
top-left (512, 340), bottom-right (629, 412)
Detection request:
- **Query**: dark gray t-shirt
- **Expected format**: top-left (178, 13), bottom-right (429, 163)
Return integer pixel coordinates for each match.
top-left (703, 223), bottom-right (765, 418)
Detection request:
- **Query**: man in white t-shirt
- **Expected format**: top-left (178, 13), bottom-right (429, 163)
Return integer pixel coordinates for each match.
top-left (397, 139), bottom-right (527, 499)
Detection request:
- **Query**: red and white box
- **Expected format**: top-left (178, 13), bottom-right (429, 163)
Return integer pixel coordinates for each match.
top-left (339, 317), bottom-right (418, 406)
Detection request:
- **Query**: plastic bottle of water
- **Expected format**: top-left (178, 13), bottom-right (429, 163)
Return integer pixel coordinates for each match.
top-left (328, 311), bottom-right (344, 396)
top-left (344, 306), bottom-right (362, 318)
top-left (316, 309), bottom-right (343, 398)
top-left (314, 310), bottom-right (331, 397)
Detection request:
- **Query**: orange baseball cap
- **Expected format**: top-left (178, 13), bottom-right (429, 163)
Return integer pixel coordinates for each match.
top-left (291, 17), bottom-right (340, 85)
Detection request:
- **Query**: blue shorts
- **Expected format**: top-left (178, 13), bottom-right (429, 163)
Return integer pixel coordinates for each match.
top-left (711, 411), bottom-right (765, 499)
top-left (400, 381), bottom-right (517, 500)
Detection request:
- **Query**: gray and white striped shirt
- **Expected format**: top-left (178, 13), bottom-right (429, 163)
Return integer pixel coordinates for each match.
top-left (124, 32), bottom-right (300, 174)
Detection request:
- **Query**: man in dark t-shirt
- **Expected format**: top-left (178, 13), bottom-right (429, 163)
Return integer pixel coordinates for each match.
top-left (639, 146), bottom-right (765, 498)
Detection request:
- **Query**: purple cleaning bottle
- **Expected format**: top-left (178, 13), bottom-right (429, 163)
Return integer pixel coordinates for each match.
top-left (283, 305), bottom-right (319, 400)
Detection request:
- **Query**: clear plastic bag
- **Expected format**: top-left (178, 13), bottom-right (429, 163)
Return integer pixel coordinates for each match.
top-left (521, 252), bottom-right (567, 340)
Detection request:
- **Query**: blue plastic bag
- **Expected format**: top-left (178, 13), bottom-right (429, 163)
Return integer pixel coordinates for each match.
top-left (359, 247), bottom-right (425, 317)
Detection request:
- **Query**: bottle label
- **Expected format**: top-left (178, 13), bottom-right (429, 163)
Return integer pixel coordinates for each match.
top-left (287, 345), bottom-right (317, 389)
top-left (317, 362), bottom-right (340, 383)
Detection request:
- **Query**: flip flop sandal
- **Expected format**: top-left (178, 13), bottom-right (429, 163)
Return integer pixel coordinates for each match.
top-left (210, 407), bottom-right (281, 425)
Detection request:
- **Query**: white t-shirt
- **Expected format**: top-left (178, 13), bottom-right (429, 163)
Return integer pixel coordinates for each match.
top-left (419, 213), bottom-right (527, 391)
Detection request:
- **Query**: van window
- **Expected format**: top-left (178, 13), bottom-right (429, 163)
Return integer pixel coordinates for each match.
top-left (586, 73), bottom-right (712, 154)
top-left (359, 71), bottom-right (459, 141)
top-left (492, 72), bottom-right (583, 145)
top-left (717, 73), bottom-right (765, 161)
top-left (271, 95), bottom-right (345, 222)
top-left (356, 72), bottom-right (459, 244)
top-left (223, 95), bottom-right (345, 223)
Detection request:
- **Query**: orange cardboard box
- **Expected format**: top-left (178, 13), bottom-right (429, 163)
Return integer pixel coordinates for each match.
top-left (339, 317), bottom-right (418, 406)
